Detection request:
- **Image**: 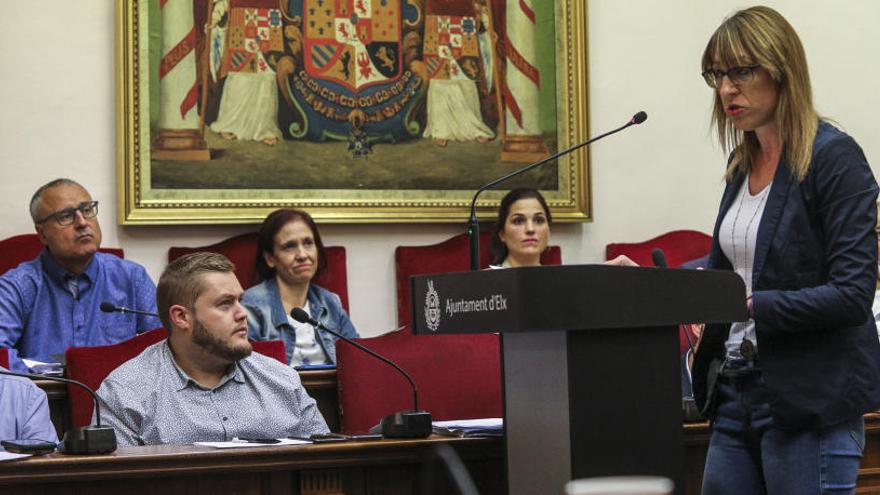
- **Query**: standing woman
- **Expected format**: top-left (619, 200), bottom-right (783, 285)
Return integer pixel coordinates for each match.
top-left (243, 209), bottom-right (358, 366)
top-left (489, 188), bottom-right (552, 268)
top-left (692, 7), bottom-right (880, 494)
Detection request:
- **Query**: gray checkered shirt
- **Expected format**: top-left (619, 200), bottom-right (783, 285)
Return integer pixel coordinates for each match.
top-left (94, 340), bottom-right (329, 446)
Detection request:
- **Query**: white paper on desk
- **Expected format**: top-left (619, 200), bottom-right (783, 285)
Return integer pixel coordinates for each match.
top-left (432, 418), bottom-right (504, 438)
top-left (193, 438), bottom-right (311, 449)
top-left (0, 451), bottom-right (32, 461)
top-left (432, 418), bottom-right (503, 428)
top-left (21, 359), bottom-right (63, 375)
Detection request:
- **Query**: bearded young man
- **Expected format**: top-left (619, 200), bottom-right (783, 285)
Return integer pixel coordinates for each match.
top-left (94, 252), bottom-right (328, 446)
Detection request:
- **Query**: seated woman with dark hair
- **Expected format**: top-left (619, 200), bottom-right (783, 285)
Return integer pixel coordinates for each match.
top-left (489, 188), bottom-right (552, 268)
top-left (243, 209), bottom-right (359, 366)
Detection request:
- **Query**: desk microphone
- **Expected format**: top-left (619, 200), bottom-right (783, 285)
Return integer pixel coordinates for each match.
top-left (651, 248), bottom-right (668, 268)
top-left (650, 249), bottom-right (697, 352)
top-left (650, 248), bottom-right (701, 417)
top-left (290, 308), bottom-right (432, 438)
top-left (467, 111), bottom-right (649, 270)
top-left (100, 302), bottom-right (159, 318)
top-left (0, 369), bottom-right (116, 454)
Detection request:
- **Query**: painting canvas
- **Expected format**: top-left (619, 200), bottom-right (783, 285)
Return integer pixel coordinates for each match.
top-left (117, 0), bottom-right (590, 223)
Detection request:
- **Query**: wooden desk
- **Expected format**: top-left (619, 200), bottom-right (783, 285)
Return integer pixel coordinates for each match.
top-left (0, 436), bottom-right (504, 495)
top-left (36, 375), bottom-right (880, 494)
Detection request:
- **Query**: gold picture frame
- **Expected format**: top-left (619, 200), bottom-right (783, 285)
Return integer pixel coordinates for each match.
top-left (116, 0), bottom-right (590, 224)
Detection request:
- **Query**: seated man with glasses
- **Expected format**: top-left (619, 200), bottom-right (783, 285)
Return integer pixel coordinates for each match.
top-left (0, 178), bottom-right (161, 371)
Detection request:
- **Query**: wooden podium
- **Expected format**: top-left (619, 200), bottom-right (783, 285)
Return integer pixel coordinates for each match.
top-left (410, 264), bottom-right (746, 495)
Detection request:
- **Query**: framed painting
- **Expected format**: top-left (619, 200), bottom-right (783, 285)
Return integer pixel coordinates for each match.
top-left (116, 0), bottom-right (590, 224)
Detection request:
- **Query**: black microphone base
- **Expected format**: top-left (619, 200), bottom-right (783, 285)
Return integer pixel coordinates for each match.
top-left (60, 426), bottom-right (117, 455)
top-left (381, 410), bottom-right (432, 438)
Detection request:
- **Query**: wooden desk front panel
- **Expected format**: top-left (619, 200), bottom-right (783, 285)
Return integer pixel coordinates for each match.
top-left (36, 376), bottom-right (880, 494)
top-left (0, 437), bottom-right (505, 495)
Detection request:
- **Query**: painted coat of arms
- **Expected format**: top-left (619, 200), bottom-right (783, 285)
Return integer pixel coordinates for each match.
top-left (136, 0), bottom-right (580, 221)
top-left (278, 0), bottom-right (422, 147)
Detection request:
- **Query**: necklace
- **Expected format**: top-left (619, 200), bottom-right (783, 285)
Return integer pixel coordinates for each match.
top-left (743, 186), bottom-right (771, 278)
top-left (729, 178), bottom-right (771, 288)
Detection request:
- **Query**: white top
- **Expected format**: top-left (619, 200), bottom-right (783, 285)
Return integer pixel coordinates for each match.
top-left (487, 259), bottom-right (513, 270)
top-left (873, 287), bottom-right (880, 340)
top-left (286, 302), bottom-right (329, 366)
top-left (718, 176), bottom-right (771, 359)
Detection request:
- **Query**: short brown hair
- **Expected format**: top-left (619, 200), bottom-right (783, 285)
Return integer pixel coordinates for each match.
top-left (157, 252), bottom-right (236, 331)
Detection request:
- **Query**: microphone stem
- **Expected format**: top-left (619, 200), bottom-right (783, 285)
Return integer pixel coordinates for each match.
top-left (311, 322), bottom-right (421, 412)
top-left (467, 119), bottom-right (636, 270)
top-left (467, 211), bottom-right (480, 271)
top-left (122, 308), bottom-right (160, 318)
top-left (0, 369), bottom-right (104, 426)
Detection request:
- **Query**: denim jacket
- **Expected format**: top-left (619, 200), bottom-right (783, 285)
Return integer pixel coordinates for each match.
top-left (242, 278), bottom-right (359, 365)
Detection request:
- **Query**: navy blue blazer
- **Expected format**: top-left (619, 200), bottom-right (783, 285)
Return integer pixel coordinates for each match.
top-left (693, 122), bottom-right (880, 430)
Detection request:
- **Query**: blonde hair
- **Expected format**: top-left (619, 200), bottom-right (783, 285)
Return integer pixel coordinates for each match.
top-left (156, 252), bottom-right (235, 331)
top-left (702, 6), bottom-right (818, 180)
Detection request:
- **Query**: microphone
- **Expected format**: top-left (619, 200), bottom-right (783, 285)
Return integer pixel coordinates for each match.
top-left (649, 249), bottom-right (700, 417)
top-left (467, 111), bottom-right (649, 270)
top-left (290, 307), bottom-right (432, 438)
top-left (651, 248), bottom-right (668, 268)
top-left (0, 369), bottom-right (116, 454)
top-left (649, 249), bottom-right (696, 351)
top-left (100, 302), bottom-right (159, 318)
top-left (631, 111), bottom-right (648, 125)
top-left (651, 247), bottom-right (702, 417)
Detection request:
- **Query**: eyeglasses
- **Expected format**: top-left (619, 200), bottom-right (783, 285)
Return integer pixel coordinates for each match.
top-left (36, 201), bottom-right (99, 226)
top-left (701, 64), bottom-right (762, 89)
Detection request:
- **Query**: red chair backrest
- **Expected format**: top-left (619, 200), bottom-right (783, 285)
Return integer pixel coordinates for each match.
top-left (605, 230), bottom-right (712, 268)
top-left (395, 232), bottom-right (561, 327)
top-left (168, 233), bottom-right (349, 311)
top-left (250, 340), bottom-right (287, 364)
top-left (0, 233), bottom-right (124, 276)
top-left (65, 328), bottom-right (168, 427)
top-left (605, 230), bottom-right (713, 354)
top-left (65, 329), bottom-right (287, 426)
top-left (336, 330), bottom-right (502, 434)
top-left (0, 348), bottom-right (8, 369)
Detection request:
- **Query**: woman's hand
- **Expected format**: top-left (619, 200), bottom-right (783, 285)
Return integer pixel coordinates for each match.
top-left (604, 255), bottom-right (640, 267)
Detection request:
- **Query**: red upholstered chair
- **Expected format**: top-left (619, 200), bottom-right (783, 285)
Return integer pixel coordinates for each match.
top-left (0, 348), bottom-right (8, 369)
top-left (250, 339), bottom-right (287, 364)
top-left (168, 233), bottom-right (349, 311)
top-left (0, 233), bottom-right (124, 275)
top-left (65, 329), bottom-right (287, 427)
top-left (605, 230), bottom-right (713, 354)
top-left (395, 232), bottom-right (561, 327)
top-left (65, 328), bottom-right (168, 427)
top-left (336, 330), bottom-right (502, 433)
top-left (605, 230), bottom-right (712, 268)
top-left (168, 233), bottom-right (262, 290)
